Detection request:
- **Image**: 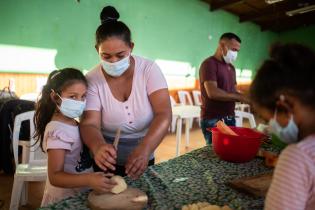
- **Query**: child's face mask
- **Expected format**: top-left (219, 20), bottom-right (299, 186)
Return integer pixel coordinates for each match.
top-left (53, 90), bottom-right (86, 119)
top-left (268, 95), bottom-right (299, 144)
top-left (269, 115), bottom-right (299, 144)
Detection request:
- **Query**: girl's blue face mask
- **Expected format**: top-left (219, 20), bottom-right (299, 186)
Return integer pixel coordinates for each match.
top-left (269, 115), bottom-right (299, 144)
top-left (53, 90), bottom-right (86, 119)
top-left (268, 95), bottom-right (299, 144)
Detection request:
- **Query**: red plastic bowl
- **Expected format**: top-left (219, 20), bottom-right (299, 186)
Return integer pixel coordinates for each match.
top-left (211, 126), bottom-right (263, 163)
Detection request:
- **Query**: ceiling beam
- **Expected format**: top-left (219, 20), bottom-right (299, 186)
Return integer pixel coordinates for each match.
top-left (243, 2), bottom-right (261, 13)
top-left (210, 0), bottom-right (244, 11)
top-left (240, 0), bottom-right (314, 23)
top-left (260, 12), bottom-right (315, 32)
top-left (240, 2), bottom-right (296, 22)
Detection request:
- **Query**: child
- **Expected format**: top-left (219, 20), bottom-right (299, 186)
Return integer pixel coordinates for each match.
top-left (34, 68), bottom-right (116, 207)
top-left (250, 44), bottom-right (315, 210)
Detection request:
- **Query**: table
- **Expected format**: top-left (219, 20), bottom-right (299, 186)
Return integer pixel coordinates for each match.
top-left (39, 145), bottom-right (278, 210)
top-left (172, 105), bottom-right (201, 157)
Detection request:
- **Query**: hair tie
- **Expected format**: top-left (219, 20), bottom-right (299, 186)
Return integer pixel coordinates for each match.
top-left (101, 17), bottom-right (117, 24)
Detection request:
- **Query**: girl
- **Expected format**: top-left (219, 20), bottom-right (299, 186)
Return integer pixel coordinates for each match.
top-left (34, 68), bottom-right (116, 207)
top-left (250, 43), bottom-right (315, 210)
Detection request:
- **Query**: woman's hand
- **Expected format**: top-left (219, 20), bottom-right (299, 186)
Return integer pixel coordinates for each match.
top-left (125, 145), bottom-right (150, 180)
top-left (124, 89), bottom-right (171, 180)
top-left (94, 143), bottom-right (117, 171)
top-left (88, 172), bottom-right (116, 193)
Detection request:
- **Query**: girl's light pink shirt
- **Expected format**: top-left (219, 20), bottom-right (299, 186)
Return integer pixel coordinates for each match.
top-left (41, 121), bottom-right (93, 207)
top-left (85, 55), bottom-right (168, 138)
top-left (265, 134), bottom-right (315, 210)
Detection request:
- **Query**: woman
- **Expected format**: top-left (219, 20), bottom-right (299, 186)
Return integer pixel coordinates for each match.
top-left (80, 6), bottom-right (171, 181)
top-left (250, 43), bottom-right (315, 210)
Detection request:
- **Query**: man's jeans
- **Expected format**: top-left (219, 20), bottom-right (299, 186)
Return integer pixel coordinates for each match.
top-left (201, 116), bottom-right (236, 145)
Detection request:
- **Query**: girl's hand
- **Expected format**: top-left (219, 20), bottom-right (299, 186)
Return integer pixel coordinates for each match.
top-left (88, 172), bottom-right (116, 193)
top-left (125, 145), bottom-right (150, 180)
top-left (94, 143), bottom-right (117, 171)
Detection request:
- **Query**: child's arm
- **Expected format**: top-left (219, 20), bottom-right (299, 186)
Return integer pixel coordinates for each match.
top-left (264, 145), bottom-right (310, 210)
top-left (47, 149), bottom-right (116, 193)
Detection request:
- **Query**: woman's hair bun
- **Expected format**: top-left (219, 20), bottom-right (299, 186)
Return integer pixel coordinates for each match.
top-left (100, 6), bottom-right (120, 24)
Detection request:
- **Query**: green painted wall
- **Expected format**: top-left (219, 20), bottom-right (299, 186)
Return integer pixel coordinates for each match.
top-left (0, 0), bottom-right (298, 77)
top-left (277, 25), bottom-right (315, 50)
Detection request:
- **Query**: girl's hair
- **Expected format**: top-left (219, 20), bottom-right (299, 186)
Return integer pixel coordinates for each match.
top-left (250, 43), bottom-right (315, 111)
top-left (95, 6), bottom-right (132, 48)
top-left (34, 68), bottom-right (87, 151)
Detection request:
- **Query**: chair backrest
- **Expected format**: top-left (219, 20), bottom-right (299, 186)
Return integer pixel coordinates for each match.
top-left (170, 95), bottom-right (177, 107)
top-left (235, 102), bottom-right (251, 112)
top-left (235, 110), bottom-right (257, 128)
top-left (12, 111), bottom-right (47, 167)
top-left (177, 90), bottom-right (193, 105)
top-left (19, 93), bottom-right (40, 102)
top-left (192, 90), bottom-right (202, 106)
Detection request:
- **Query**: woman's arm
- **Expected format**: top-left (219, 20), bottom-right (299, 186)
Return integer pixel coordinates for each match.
top-left (125, 88), bottom-right (172, 179)
top-left (80, 110), bottom-right (117, 171)
top-left (47, 149), bottom-right (116, 193)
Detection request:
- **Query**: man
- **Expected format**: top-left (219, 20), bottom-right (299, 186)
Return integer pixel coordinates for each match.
top-left (199, 32), bottom-right (248, 144)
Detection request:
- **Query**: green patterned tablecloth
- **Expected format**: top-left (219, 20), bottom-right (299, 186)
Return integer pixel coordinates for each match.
top-left (39, 145), bottom-right (276, 210)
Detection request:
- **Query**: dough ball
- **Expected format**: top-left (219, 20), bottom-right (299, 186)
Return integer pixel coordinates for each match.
top-left (182, 202), bottom-right (232, 210)
top-left (197, 202), bottom-right (210, 208)
top-left (181, 205), bottom-right (189, 210)
top-left (190, 204), bottom-right (199, 210)
top-left (200, 205), bottom-right (221, 210)
top-left (110, 175), bottom-right (127, 194)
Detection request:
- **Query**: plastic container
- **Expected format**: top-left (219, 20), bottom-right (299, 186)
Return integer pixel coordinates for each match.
top-left (211, 126), bottom-right (264, 163)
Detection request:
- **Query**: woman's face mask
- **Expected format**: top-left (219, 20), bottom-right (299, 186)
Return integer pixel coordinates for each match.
top-left (269, 107), bottom-right (299, 144)
top-left (55, 93), bottom-right (86, 119)
top-left (101, 54), bottom-right (130, 77)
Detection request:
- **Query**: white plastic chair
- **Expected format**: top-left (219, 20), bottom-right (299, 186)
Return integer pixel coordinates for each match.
top-left (169, 95), bottom-right (178, 133)
top-left (235, 102), bottom-right (251, 112)
top-left (235, 110), bottom-right (256, 128)
top-left (10, 111), bottom-right (47, 210)
top-left (192, 90), bottom-right (202, 106)
top-left (177, 90), bottom-right (201, 128)
top-left (178, 90), bottom-right (193, 106)
top-left (177, 91), bottom-right (197, 128)
top-left (19, 92), bottom-right (40, 102)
